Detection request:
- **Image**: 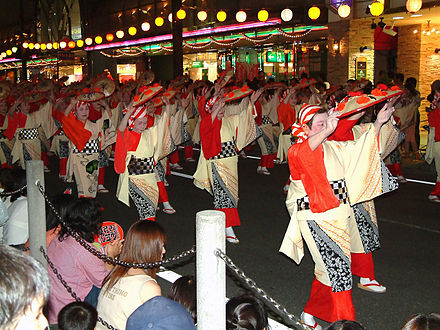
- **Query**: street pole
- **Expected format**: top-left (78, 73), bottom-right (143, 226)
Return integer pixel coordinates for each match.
top-left (196, 210), bottom-right (226, 330)
top-left (26, 160), bottom-right (47, 267)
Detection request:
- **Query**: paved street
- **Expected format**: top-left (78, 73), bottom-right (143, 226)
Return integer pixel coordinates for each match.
top-left (44, 148), bottom-right (440, 329)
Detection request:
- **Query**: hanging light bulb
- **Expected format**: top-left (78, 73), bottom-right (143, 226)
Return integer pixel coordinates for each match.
top-left (308, 6), bottom-right (320, 20)
top-left (370, 1), bottom-right (384, 16)
top-left (236, 10), bottom-right (247, 23)
top-left (338, 4), bottom-right (351, 18)
top-left (258, 9), bottom-right (269, 22)
top-left (198, 10), bottom-right (208, 21)
top-left (406, 0), bottom-right (422, 13)
top-left (217, 10), bottom-right (227, 22)
top-left (281, 8), bottom-right (293, 22)
top-left (85, 37), bottom-right (93, 45)
top-left (141, 22), bottom-right (151, 31)
top-left (155, 16), bottom-right (165, 26)
top-left (176, 9), bottom-right (186, 20)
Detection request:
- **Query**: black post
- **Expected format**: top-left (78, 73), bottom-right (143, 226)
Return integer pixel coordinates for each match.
top-left (171, 0), bottom-right (183, 78)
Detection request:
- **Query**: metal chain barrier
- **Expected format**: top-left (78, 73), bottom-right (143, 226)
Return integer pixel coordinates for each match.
top-left (40, 246), bottom-right (118, 330)
top-left (0, 184), bottom-right (27, 196)
top-left (35, 180), bottom-right (195, 269)
top-left (215, 249), bottom-right (310, 330)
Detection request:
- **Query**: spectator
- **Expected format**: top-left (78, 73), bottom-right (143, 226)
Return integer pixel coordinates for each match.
top-left (226, 294), bottom-right (268, 330)
top-left (401, 313), bottom-right (440, 330)
top-left (126, 296), bottom-right (195, 330)
top-left (326, 320), bottom-right (367, 330)
top-left (168, 275), bottom-right (197, 324)
top-left (47, 198), bottom-right (122, 325)
top-left (96, 220), bottom-right (166, 330)
top-left (0, 244), bottom-right (50, 330)
top-left (58, 302), bottom-right (98, 330)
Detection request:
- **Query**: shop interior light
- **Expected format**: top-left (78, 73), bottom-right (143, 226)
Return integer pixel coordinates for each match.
top-left (236, 10), bottom-right (247, 23)
top-left (333, 41), bottom-right (339, 51)
top-left (197, 10), bottom-right (207, 21)
top-left (168, 13), bottom-right (173, 22)
top-left (281, 8), bottom-right (293, 22)
top-left (34, 43), bottom-right (41, 49)
top-left (95, 36), bottom-right (103, 44)
top-left (53, 42), bottom-right (59, 49)
top-left (28, 43), bottom-right (35, 49)
top-left (46, 43), bottom-right (52, 50)
top-left (217, 10), bottom-right (227, 22)
top-left (11, 46), bottom-right (17, 53)
top-left (393, 16), bottom-right (404, 19)
top-left (6, 49), bottom-right (12, 56)
top-left (176, 9), bottom-right (186, 20)
top-left (76, 39), bottom-right (84, 47)
top-left (85, 37), bottom-right (93, 45)
top-left (308, 6), bottom-right (321, 20)
top-left (128, 27), bottom-right (137, 35)
top-left (370, 1), bottom-right (384, 16)
top-left (141, 22), bottom-right (151, 31)
top-left (410, 13), bottom-right (422, 17)
top-left (338, 4), bottom-right (351, 18)
top-left (40, 43), bottom-right (47, 50)
top-left (68, 41), bottom-right (76, 48)
top-left (258, 9), bottom-right (269, 22)
top-left (116, 30), bottom-right (124, 38)
top-left (406, 0), bottom-right (422, 13)
top-left (22, 42), bottom-right (29, 48)
top-left (106, 33), bottom-right (114, 42)
top-left (155, 16), bottom-right (165, 26)
top-left (413, 29), bottom-right (418, 33)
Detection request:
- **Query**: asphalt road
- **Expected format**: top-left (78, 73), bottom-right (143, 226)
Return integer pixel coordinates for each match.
top-left (43, 148), bottom-right (440, 330)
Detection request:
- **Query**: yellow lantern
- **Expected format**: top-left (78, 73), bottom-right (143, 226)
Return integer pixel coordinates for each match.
top-left (406, 0), bottom-right (422, 13)
top-left (53, 42), bottom-right (59, 49)
top-left (6, 49), bottom-right (12, 56)
top-left (258, 9), bottom-right (269, 22)
top-left (34, 43), bottom-right (41, 49)
top-left (217, 10), bottom-right (227, 22)
top-left (308, 6), bottom-right (320, 20)
top-left (22, 42), bottom-right (29, 48)
top-left (95, 36), bottom-right (103, 44)
top-left (116, 30), bottom-right (124, 38)
top-left (85, 37), bottom-right (93, 45)
top-left (141, 22), bottom-right (151, 31)
top-left (176, 9), bottom-right (186, 20)
top-left (46, 43), bottom-right (52, 50)
top-left (370, 1), bottom-right (384, 16)
top-left (76, 39), bottom-right (84, 47)
top-left (128, 27), bottom-right (137, 36)
top-left (41, 43), bottom-right (47, 50)
top-left (198, 10), bottom-right (207, 21)
top-left (236, 10), bottom-right (247, 23)
top-left (155, 16), bottom-right (165, 26)
top-left (338, 4), bottom-right (351, 18)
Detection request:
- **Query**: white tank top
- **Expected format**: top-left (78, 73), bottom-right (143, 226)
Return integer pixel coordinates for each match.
top-left (96, 274), bottom-right (156, 330)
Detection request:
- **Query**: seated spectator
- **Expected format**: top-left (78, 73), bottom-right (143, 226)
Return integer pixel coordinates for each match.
top-left (2, 168), bottom-right (28, 247)
top-left (0, 244), bottom-right (50, 330)
top-left (58, 301), bottom-right (97, 330)
top-left (326, 320), bottom-right (367, 330)
top-left (47, 198), bottom-right (122, 325)
top-left (126, 296), bottom-right (195, 330)
top-left (401, 313), bottom-right (440, 330)
top-left (168, 275), bottom-right (196, 324)
top-left (226, 294), bottom-right (268, 330)
top-left (96, 220), bottom-right (166, 330)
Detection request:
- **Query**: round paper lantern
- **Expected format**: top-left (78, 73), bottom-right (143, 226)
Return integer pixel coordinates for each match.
top-left (155, 16), bottom-right (164, 26)
top-left (95, 36), bottom-right (103, 44)
top-left (236, 10), bottom-right (247, 23)
top-left (85, 37), bottom-right (93, 45)
top-left (176, 9), bottom-right (186, 20)
top-left (168, 13), bottom-right (173, 22)
top-left (116, 30), bottom-right (124, 38)
top-left (22, 42), bottom-right (29, 49)
top-left (34, 43), bottom-right (41, 49)
top-left (40, 43), bottom-right (47, 50)
top-left (141, 22), bottom-right (151, 31)
top-left (217, 10), bottom-right (227, 22)
top-left (68, 41), bottom-right (75, 48)
top-left (198, 10), bottom-right (207, 21)
top-left (128, 27), bottom-right (137, 36)
top-left (1, 52), bottom-right (6, 57)
top-left (59, 41), bottom-right (66, 49)
top-left (281, 8), bottom-right (293, 22)
top-left (406, 0), bottom-right (422, 13)
top-left (258, 9), bottom-right (269, 22)
top-left (53, 42), bottom-right (59, 49)
top-left (370, 1), bottom-right (384, 16)
top-left (106, 33), bottom-right (114, 42)
top-left (6, 50), bottom-right (12, 56)
top-left (46, 43), bottom-right (52, 50)
top-left (308, 6), bottom-right (320, 20)
top-left (76, 40), bottom-right (84, 47)
top-left (12, 46), bottom-right (18, 53)
top-left (338, 4), bottom-right (351, 18)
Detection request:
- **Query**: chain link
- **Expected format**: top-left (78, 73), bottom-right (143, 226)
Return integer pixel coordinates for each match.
top-left (215, 249), bottom-right (310, 330)
top-left (35, 180), bottom-right (195, 269)
top-left (40, 246), bottom-right (118, 330)
top-left (0, 184), bottom-right (27, 196)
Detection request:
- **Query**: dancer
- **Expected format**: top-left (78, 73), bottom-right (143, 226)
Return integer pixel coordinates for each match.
top-left (426, 80), bottom-right (440, 202)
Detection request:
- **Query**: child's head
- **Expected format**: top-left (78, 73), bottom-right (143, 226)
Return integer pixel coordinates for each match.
top-left (168, 275), bottom-right (196, 323)
top-left (226, 294), bottom-right (268, 330)
top-left (58, 302), bottom-right (97, 330)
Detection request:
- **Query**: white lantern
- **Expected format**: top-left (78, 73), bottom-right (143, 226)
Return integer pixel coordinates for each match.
top-left (197, 10), bottom-right (208, 21)
top-left (281, 8), bottom-right (293, 22)
top-left (338, 4), bottom-right (351, 18)
top-left (406, 0), bottom-right (422, 13)
top-left (236, 10), bottom-right (247, 23)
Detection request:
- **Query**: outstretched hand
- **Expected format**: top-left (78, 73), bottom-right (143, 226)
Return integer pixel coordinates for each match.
top-left (325, 110), bottom-right (340, 136)
top-left (251, 88), bottom-right (264, 105)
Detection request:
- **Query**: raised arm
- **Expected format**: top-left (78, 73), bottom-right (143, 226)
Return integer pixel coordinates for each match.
top-left (118, 101), bottom-right (136, 132)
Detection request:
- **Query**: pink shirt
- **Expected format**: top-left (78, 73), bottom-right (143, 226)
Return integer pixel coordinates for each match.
top-left (47, 235), bottom-right (109, 324)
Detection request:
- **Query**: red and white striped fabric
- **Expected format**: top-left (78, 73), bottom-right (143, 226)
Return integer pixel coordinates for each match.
top-left (72, 101), bottom-right (90, 118)
top-left (291, 104), bottom-right (322, 144)
top-left (432, 90), bottom-right (440, 110)
top-left (124, 105), bottom-right (148, 129)
top-left (205, 96), bottom-right (220, 113)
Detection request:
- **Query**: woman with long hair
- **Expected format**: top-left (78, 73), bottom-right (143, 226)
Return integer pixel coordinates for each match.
top-left (96, 220), bottom-right (166, 330)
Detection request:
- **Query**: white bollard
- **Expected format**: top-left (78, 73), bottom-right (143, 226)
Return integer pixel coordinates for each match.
top-left (26, 160), bottom-right (47, 267)
top-left (196, 210), bottom-right (226, 330)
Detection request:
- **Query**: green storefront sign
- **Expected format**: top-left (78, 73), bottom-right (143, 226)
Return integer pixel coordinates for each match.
top-left (192, 61), bottom-right (204, 68)
top-left (266, 51), bottom-right (291, 63)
